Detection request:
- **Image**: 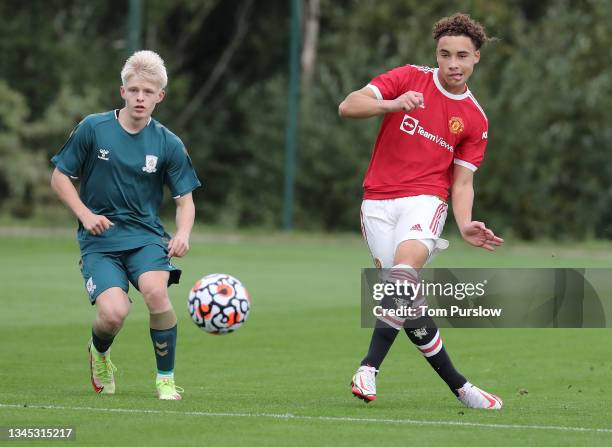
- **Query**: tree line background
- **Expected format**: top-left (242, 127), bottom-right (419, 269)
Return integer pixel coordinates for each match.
top-left (0, 0), bottom-right (610, 239)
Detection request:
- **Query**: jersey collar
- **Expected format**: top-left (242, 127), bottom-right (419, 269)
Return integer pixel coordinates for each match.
top-left (433, 68), bottom-right (471, 100)
top-left (114, 109), bottom-right (152, 127)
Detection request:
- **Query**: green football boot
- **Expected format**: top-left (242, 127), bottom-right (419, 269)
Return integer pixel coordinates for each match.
top-left (88, 339), bottom-right (117, 394)
top-left (156, 376), bottom-right (183, 400)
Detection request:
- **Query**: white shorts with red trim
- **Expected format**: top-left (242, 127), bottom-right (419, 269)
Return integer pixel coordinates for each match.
top-left (360, 195), bottom-right (449, 268)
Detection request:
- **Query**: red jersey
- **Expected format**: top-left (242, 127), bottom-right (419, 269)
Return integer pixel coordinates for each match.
top-left (363, 64), bottom-right (488, 200)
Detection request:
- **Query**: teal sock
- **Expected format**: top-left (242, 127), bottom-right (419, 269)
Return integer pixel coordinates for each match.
top-left (150, 325), bottom-right (177, 373)
top-left (156, 370), bottom-right (174, 380)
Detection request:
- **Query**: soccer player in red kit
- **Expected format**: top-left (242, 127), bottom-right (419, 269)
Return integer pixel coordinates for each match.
top-left (338, 13), bottom-right (504, 409)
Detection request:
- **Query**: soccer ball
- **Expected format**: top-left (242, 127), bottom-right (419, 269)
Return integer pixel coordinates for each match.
top-left (187, 273), bottom-right (250, 334)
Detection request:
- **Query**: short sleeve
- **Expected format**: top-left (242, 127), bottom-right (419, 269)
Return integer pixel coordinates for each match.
top-left (164, 139), bottom-right (202, 198)
top-left (51, 119), bottom-right (92, 178)
top-left (367, 65), bottom-right (416, 100)
top-left (454, 124), bottom-right (488, 172)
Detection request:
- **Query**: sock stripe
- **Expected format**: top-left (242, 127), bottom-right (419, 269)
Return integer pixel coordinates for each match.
top-left (417, 330), bottom-right (443, 357)
top-left (417, 330), bottom-right (440, 350)
top-left (389, 270), bottom-right (418, 283)
top-left (377, 315), bottom-right (405, 329)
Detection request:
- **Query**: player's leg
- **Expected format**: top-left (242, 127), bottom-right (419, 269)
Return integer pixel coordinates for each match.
top-left (127, 245), bottom-right (182, 400)
top-left (92, 287), bottom-right (131, 352)
top-left (138, 270), bottom-right (183, 400)
top-left (81, 252), bottom-right (131, 394)
top-left (392, 239), bottom-right (473, 398)
top-left (394, 198), bottom-right (466, 398)
top-left (394, 196), bottom-right (502, 409)
top-left (404, 306), bottom-right (502, 409)
top-left (138, 270), bottom-right (176, 373)
top-left (358, 201), bottom-right (431, 364)
top-left (351, 200), bottom-right (398, 402)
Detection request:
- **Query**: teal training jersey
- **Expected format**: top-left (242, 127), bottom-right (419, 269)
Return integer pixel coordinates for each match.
top-left (51, 110), bottom-right (201, 255)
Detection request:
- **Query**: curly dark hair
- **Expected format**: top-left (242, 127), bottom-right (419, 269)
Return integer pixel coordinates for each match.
top-left (432, 13), bottom-right (489, 50)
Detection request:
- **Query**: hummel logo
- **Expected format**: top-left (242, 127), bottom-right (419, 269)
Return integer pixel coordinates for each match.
top-left (410, 224), bottom-right (422, 231)
top-left (97, 149), bottom-right (110, 161)
top-left (155, 341), bottom-right (168, 356)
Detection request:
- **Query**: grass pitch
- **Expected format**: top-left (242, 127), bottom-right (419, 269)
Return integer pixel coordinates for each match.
top-left (1, 230), bottom-right (611, 446)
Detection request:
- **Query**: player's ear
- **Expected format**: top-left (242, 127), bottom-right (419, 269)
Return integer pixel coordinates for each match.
top-left (120, 85), bottom-right (126, 99)
top-left (157, 89), bottom-right (166, 103)
top-left (474, 50), bottom-right (480, 64)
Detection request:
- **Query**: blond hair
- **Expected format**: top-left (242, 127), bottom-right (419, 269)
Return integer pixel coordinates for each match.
top-left (121, 50), bottom-right (168, 89)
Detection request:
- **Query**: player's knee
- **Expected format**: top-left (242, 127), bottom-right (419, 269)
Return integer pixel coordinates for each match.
top-left (142, 286), bottom-right (171, 313)
top-left (393, 239), bottom-right (430, 268)
top-left (98, 308), bottom-right (127, 332)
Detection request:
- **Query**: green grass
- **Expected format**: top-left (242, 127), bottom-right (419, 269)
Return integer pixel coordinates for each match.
top-left (1, 232), bottom-right (612, 446)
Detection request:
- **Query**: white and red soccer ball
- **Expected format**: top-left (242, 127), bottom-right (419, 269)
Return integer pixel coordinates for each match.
top-left (188, 273), bottom-right (250, 334)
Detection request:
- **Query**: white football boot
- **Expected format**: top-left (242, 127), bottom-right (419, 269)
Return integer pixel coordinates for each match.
top-left (457, 381), bottom-right (503, 410)
top-left (351, 365), bottom-right (378, 402)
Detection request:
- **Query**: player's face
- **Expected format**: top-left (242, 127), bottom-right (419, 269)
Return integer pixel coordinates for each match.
top-left (120, 76), bottom-right (165, 121)
top-left (435, 35), bottom-right (480, 94)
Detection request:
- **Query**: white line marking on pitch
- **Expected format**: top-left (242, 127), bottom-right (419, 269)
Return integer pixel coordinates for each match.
top-left (1, 403), bottom-right (611, 434)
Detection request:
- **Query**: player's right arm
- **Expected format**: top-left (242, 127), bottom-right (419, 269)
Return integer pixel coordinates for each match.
top-left (338, 87), bottom-right (424, 119)
top-left (50, 168), bottom-right (113, 235)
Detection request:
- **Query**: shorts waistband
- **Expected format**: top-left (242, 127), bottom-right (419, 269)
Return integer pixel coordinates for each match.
top-left (435, 195), bottom-right (447, 203)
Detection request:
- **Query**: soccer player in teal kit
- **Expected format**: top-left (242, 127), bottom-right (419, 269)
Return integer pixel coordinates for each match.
top-left (51, 50), bottom-right (201, 400)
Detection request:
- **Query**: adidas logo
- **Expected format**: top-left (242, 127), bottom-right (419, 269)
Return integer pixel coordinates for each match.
top-left (410, 224), bottom-right (422, 231)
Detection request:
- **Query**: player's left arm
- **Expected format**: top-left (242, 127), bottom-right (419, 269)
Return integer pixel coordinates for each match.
top-left (168, 193), bottom-right (195, 258)
top-left (451, 165), bottom-right (504, 251)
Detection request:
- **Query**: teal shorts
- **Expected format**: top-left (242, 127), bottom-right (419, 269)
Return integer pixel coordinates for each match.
top-left (79, 244), bottom-right (181, 305)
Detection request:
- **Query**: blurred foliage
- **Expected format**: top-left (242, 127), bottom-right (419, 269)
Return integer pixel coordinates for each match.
top-left (0, 0), bottom-right (610, 238)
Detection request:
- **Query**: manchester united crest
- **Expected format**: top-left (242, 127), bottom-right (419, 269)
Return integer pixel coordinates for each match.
top-left (449, 116), bottom-right (464, 134)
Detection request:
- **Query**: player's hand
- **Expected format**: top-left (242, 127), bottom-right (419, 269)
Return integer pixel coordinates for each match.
top-left (388, 91), bottom-right (424, 113)
top-left (460, 221), bottom-right (504, 251)
top-left (168, 233), bottom-right (190, 258)
top-left (80, 211), bottom-right (114, 235)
